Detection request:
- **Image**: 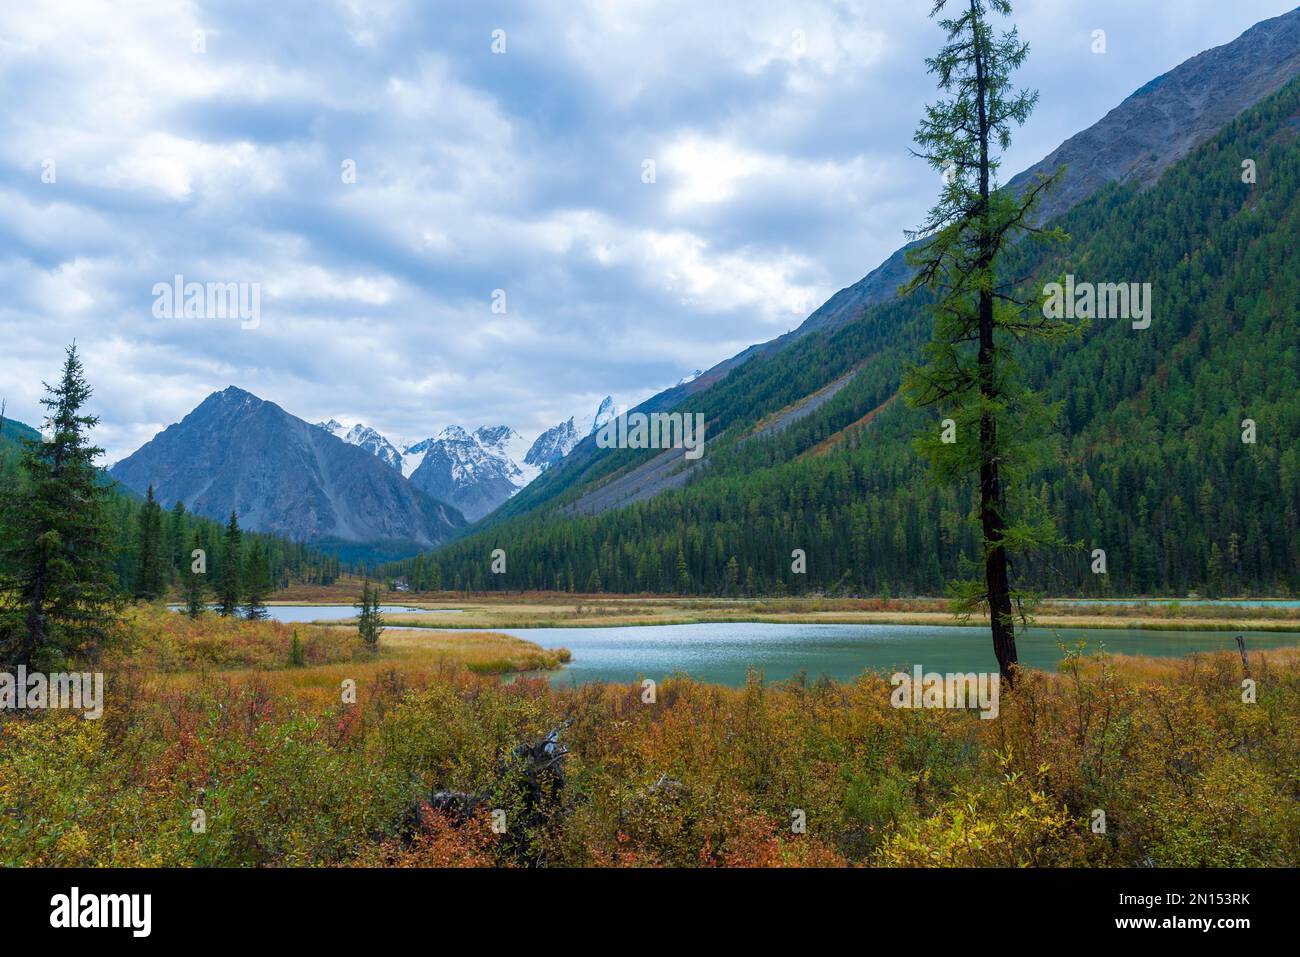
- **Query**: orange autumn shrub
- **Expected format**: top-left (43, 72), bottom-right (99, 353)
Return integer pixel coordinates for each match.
top-left (113, 604), bottom-right (363, 671)
top-left (354, 807), bottom-right (499, 868)
top-left (2, 641), bottom-right (1297, 868)
top-left (709, 812), bottom-right (848, 867)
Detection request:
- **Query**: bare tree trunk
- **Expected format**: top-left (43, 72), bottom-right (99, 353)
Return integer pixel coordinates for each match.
top-left (981, 444), bottom-right (1017, 684)
top-left (972, 0), bottom-right (1018, 686)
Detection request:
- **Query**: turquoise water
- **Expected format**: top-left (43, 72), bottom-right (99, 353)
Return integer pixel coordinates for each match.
top-left (498, 622), bottom-right (1300, 687)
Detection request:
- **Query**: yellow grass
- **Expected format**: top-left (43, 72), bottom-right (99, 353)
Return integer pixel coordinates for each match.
top-left (148, 627), bottom-right (570, 715)
top-left (358, 594), bottom-right (1300, 633)
top-left (116, 603), bottom-right (569, 678)
top-left (378, 628), bottom-right (570, 673)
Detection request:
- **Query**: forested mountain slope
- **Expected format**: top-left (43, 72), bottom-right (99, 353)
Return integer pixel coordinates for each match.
top-left (475, 8), bottom-right (1300, 536)
top-left (394, 75), bottom-right (1300, 597)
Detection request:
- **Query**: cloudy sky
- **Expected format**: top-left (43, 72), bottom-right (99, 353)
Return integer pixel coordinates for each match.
top-left (1, 0), bottom-right (1294, 463)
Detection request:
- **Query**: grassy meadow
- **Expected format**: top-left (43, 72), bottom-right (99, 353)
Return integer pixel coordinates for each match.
top-left (1, 597), bottom-right (1296, 868)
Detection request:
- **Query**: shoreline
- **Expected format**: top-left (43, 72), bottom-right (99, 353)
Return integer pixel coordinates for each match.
top-left (308, 604), bottom-right (1300, 634)
top-left (369, 614), bottom-right (1300, 633)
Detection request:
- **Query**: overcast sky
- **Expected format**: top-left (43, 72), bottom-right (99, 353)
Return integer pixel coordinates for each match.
top-left (1, 0), bottom-right (1294, 463)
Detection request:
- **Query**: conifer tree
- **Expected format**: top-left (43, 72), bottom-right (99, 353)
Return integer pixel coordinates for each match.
top-left (902, 0), bottom-right (1079, 684)
top-left (166, 500), bottom-right (187, 583)
top-left (243, 539), bottom-right (270, 620)
top-left (356, 580), bottom-right (383, 651)
top-left (134, 484), bottom-right (166, 599)
top-left (675, 549), bottom-right (690, 594)
top-left (182, 530), bottom-right (208, 618)
top-left (0, 344), bottom-right (119, 668)
top-left (216, 510), bottom-right (242, 617)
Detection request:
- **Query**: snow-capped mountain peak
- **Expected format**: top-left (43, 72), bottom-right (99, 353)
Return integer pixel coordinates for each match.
top-left (524, 416), bottom-right (580, 471)
top-left (475, 425), bottom-right (539, 482)
top-left (436, 424), bottom-right (472, 443)
top-left (590, 396), bottom-right (619, 435)
top-left (408, 423), bottom-right (537, 520)
top-left (314, 418), bottom-right (403, 471)
top-left (317, 395), bottom-right (617, 522)
top-left (398, 436), bottom-right (436, 477)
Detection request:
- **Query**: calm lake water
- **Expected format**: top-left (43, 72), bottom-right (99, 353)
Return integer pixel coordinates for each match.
top-left (170, 604), bottom-right (462, 623)
top-left (500, 622), bottom-right (1300, 687)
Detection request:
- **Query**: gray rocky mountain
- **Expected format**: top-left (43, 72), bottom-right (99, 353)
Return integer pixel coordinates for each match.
top-left (110, 387), bottom-right (465, 547)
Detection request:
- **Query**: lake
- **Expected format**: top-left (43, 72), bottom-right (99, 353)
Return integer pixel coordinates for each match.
top-left (497, 621), bottom-right (1300, 687)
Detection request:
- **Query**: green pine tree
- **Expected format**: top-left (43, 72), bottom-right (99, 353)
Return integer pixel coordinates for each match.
top-left (1206, 542), bottom-right (1225, 599)
top-left (216, 511), bottom-right (242, 617)
top-left (243, 539), bottom-right (270, 620)
top-left (675, 549), bottom-right (690, 594)
top-left (0, 344), bottom-right (120, 668)
top-left (133, 484), bottom-right (166, 599)
top-left (182, 531), bottom-right (208, 618)
top-left (901, 0), bottom-right (1079, 684)
top-left (356, 580), bottom-right (383, 651)
top-left (166, 499), bottom-right (187, 583)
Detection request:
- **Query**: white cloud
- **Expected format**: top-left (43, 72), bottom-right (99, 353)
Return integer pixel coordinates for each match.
top-left (0, 0), bottom-right (1291, 466)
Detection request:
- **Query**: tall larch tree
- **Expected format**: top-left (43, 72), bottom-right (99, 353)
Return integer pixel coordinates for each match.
top-left (902, 0), bottom-right (1080, 684)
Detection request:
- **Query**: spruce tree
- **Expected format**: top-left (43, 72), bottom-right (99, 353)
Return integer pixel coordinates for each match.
top-left (216, 510), bottom-right (242, 617)
top-left (166, 499), bottom-right (187, 584)
top-left (902, 0), bottom-right (1079, 684)
top-left (242, 539), bottom-right (270, 620)
top-left (356, 580), bottom-right (383, 651)
top-left (182, 531), bottom-right (208, 618)
top-left (134, 484), bottom-right (166, 599)
top-left (0, 344), bottom-right (120, 668)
